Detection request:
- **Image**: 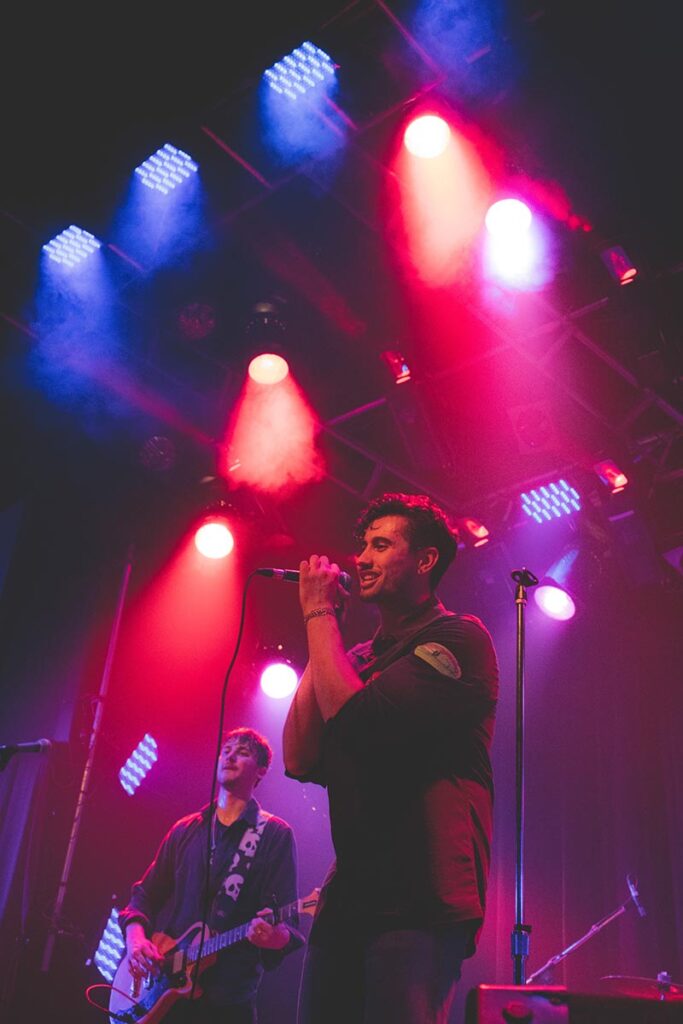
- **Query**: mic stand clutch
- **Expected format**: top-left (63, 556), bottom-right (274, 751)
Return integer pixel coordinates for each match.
top-left (510, 567), bottom-right (539, 984)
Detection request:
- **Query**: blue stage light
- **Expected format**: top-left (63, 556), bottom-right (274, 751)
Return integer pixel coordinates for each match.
top-left (118, 733), bottom-right (158, 796)
top-left (42, 225), bottom-right (102, 267)
top-left (135, 142), bottom-right (199, 194)
top-left (520, 479), bottom-right (581, 524)
top-left (91, 907), bottom-right (125, 981)
top-left (264, 41), bottom-right (335, 100)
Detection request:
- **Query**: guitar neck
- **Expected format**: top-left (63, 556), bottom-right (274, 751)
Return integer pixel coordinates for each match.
top-left (188, 899), bottom-right (299, 964)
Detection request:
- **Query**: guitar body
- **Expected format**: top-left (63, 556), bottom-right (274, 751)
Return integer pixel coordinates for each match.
top-left (108, 889), bottom-right (319, 1024)
top-left (109, 922), bottom-right (216, 1024)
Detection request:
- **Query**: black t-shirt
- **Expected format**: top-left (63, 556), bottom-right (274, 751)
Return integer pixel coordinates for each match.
top-left (299, 602), bottom-right (499, 950)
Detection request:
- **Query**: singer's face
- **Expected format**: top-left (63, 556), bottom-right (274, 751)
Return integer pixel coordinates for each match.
top-left (354, 515), bottom-right (423, 604)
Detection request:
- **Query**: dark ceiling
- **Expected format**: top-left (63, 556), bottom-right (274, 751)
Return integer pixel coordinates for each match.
top-left (1, 0), bottom-right (682, 560)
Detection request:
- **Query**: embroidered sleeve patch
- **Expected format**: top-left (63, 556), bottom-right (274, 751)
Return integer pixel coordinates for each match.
top-left (414, 642), bottom-right (462, 679)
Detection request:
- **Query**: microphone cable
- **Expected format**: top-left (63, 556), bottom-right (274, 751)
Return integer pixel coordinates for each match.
top-left (190, 568), bottom-right (262, 1004)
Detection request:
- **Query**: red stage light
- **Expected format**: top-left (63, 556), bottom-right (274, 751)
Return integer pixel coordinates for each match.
top-left (221, 364), bottom-right (323, 495)
top-left (380, 350), bottom-right (411, 384)
top-left (594, 459), bottom-right (629, 493)
top-left (462, 517), bottom-right (490, 547)
top-left (248, 352), bottom-right (289, 385)
top-left (194, 519), bottom-right (234, 559)
top-left (394, 117), bottom-right (493, 284)
top-left (403, 114), bottom-right (451, 159)
top-left (600, 245), bottom-right (638, 285)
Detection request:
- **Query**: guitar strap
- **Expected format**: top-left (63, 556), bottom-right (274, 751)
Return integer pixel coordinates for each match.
top-left (212, 809), bottom-right (270, 924)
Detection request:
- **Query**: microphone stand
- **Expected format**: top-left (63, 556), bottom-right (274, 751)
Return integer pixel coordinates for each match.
top-left (510, 567), bottom-right (538, 985)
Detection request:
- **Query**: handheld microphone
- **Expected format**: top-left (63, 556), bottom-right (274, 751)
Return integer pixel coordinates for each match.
top-left (0, 739), bottom-right (52, 755)
top-left (627, 874), bottom-right (647, 917)
top-left (256, 567), bottom-right (352, 592)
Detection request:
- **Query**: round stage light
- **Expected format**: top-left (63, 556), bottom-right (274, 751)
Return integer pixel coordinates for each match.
top-left (260, 662), bottom-right (299, 699)
top-left (485, 199), bottom-right (533, 239)
top-left (534, 583), bottom-right (576, 621)
top-left (403, 115), bottom-right (451, 159)
top-left (248, 353), bottom-right (289, 385)
top-left (194, 520), bottom-right (234, 559)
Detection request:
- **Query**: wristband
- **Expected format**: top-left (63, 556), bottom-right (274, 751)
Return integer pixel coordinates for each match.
top-left (303, 606), bottom-right (337, 625)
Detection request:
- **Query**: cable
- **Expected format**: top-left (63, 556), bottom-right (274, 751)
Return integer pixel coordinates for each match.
top-left (84, 982), bottom-right (134, 1018)
top-left (189, 568), bottom-right (260, 1004)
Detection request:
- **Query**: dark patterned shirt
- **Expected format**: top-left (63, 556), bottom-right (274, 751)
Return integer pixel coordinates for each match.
top-left (119, 798), bottom-right (303, 1007)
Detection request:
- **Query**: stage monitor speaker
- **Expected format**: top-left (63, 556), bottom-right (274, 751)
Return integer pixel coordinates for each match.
top-left (465, 984), bottom-right (683, 1023)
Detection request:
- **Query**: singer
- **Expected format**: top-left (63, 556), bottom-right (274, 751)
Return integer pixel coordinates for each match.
top-left (283, 492), bottom-right (500, 1024)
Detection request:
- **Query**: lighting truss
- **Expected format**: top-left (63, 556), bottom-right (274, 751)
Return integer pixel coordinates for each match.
top-left (135, 143), bottom-right (199, 194)
top-left (42, 225), bottom-right (102, 267)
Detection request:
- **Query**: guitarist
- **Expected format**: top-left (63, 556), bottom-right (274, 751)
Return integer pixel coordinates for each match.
top-left (118, 727), bottom-right (303, 1023)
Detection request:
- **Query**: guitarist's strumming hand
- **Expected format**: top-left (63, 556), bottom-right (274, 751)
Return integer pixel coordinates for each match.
top-left (126, 922), bottom-right (163, 980)
top-left (246, 908), bottom-right (290, 951)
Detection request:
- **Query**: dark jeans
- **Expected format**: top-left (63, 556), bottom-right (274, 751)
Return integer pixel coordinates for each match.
top-left (163, 994), bottom-right (256, 1024)
top-left (297, 924), bottom-right (470, 1024)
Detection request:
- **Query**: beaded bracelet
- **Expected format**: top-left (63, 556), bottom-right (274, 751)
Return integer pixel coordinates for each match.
top-left (303, 607), bottom-right (337, 625)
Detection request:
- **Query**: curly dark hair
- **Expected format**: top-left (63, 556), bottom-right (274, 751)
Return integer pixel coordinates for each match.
top-left (221, 727), bottom-right (273, 771)
top-left (353, 492), bottom-right (459, 589)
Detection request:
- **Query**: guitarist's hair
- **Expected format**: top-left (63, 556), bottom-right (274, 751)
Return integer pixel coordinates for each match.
top-left (221, 727), bottom-right (273, 771)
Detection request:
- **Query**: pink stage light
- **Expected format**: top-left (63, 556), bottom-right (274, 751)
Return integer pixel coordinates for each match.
top-left (535, 546), bottom-right (581, 621)
top-left (380, 350), bottom-right (411, 384)
top-left (221, 364), bottom-right (323, 495)
top-left (482, 198), bottom-right (547, 290)
top-left (594, 459), bottom-right (629, 494)
top-left (485, 198), bottom-right (532, 239)
top-left (260, 661), bottom-right (299, 699)
top-left (461, 518), bottom-right (490, 547)
top-left (535, 583), bottom-right (576, 621)
top-left (194, 519), bottom-right (234, 559)
top-left (394, 117), bottom-right (493, 285)
top-left (600, 245), bottom-right (638, 285)
top-left (403, 115), bottom-right (451, 159)
top-left (248, 353), bottom-right (289, 385)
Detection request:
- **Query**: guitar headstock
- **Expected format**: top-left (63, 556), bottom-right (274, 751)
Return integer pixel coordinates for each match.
top-left (298, 887), bottom-right (320, 916)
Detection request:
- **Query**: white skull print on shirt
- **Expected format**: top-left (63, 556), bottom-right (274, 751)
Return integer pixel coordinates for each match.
top-left (214, 812), bottom-right (269, 918)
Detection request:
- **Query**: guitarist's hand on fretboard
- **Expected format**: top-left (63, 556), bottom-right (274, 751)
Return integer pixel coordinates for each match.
top-left (246, 908), bottom-right (291, 950)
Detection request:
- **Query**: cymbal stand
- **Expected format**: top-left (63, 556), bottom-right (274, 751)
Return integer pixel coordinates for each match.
top-left (526, 874), bottom-right (644, 984)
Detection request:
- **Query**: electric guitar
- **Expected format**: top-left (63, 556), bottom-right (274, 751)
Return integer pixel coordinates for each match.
top-left (109, 888), bottom-right (319, 1024)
